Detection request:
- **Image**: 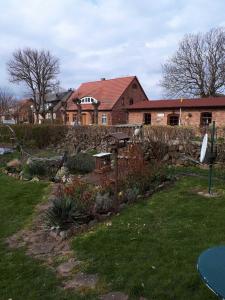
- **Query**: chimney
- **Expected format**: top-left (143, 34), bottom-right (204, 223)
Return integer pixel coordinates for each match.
top-left (101, 78), bottom-right (106, 81)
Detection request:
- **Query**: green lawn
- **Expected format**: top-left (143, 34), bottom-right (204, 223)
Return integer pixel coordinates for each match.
top-left (73, 176), bottom-right (225, 300)
top-left (0, 174), bottom-right (96, 300)
top-left (1, 166), bottom-right (225, 300)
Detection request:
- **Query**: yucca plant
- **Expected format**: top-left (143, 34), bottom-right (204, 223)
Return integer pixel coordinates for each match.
top-left (45, 197), bottom-right (92, 230)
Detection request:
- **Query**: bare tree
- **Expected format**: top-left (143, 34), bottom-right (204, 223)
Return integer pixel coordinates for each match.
top-left (7, 48), bottom-right (59, 122)
top-left (161, 28), bottom-right (225, 98)
top-left (0, 87), bottom-right (16, 116)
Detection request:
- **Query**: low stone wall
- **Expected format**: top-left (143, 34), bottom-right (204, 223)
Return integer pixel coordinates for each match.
top-left (59, 125), bottom-right (225, 166)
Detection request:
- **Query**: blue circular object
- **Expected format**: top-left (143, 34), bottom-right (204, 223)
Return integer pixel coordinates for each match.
top-left (197, 246), bottom-right (225, 299)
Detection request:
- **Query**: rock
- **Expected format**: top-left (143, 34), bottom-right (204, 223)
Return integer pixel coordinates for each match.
top-left (88, 219), bottom-right (98, 227)
top-left (64, 272), bottom-right (98, 290)
top-left (29, 242), bottom-right (54, 255)
top-left (100, 292), bottom-right (129, 300)
top-left (59, 230), bottom-right (69, 240)
top-left (31, 176), bottom-right (39, 182)
top-left (7, 159), bottom-right (21, 168)
top-left (56, 261), bottom-right (80, 277)
top-left (55, 166), bottom-right (69, 181)
top-left (162, 154), bottom-right (169, 161)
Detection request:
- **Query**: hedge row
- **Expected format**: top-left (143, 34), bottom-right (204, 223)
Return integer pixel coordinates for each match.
top-left (0, 124), bottom-right (69, 148)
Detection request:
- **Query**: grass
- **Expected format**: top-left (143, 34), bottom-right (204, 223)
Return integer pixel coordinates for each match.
top-left (1, 155), bottom-right (225, 300)
top-left (73, 176), bottom-right (225, 300)
top-left (0, 173), bottom-right (97, 300)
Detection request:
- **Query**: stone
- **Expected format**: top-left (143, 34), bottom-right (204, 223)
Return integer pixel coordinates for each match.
top-left (7, 159), bottom-right (21, 168)
top-left (100, 292), bottom-right (129, 300)
top-left (162, 154), bottom-right (169, 161)
top-left (88, 219), bottom-right (98, 227)
top-left (59, 230), bottom-right (70, 240)
top-left (31, 176), bottom-right (40, 182)
top-left (64, 272), bottom-right (98, 290)
top-left (55, 166), bottom-right (69, 181)
top-left (29, 242), bottom-right (54, 255)
top-left (56, 261), bottom-right (80, 277)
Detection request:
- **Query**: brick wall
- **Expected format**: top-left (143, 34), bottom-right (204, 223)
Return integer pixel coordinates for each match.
top-left (112, 77), bottom-right (148, 124)
top-left (129, 108), bottom-right (225, 127)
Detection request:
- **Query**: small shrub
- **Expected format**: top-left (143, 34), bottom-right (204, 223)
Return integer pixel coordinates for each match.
top-left (53, 179), bottom-right (97, 214)
top-left (94, 192), bottom-right (114, 213)
top-left (123, 187), bottom-right (140, 203)
top-left (25, 161), bottom-right (47, 176)
top-left (45, 197), bottom-right (92, 230)
top-left (66, 153), bottom-right (95, 174)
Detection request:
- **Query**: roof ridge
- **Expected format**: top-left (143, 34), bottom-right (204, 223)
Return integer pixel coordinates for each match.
top-left (81, 75), bottom-right (135, 85)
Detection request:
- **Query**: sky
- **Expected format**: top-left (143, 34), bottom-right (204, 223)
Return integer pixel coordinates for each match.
top-left (1, 0), bottom-right (225, 100)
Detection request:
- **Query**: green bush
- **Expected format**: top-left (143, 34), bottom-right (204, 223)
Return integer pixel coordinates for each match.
top-left (23, 161), bottom-right (46, 177)
top-left (0, 124), bottom-right (68, 149)
top-left (66, 153), bottom-right (95, 174)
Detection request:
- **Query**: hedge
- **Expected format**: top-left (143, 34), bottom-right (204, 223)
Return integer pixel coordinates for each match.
top-left (0, 124), bottom-right (69, 149)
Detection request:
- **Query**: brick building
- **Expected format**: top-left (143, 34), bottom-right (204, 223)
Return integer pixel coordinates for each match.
top-left (128, 97), bottom-right (225, 127)
top-left (65, 76), bottom-right (147, 125)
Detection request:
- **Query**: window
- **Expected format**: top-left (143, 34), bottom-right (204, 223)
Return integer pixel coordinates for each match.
top-left (168, 114), bottom-right (179, 126)
top-left (102, 113), bottom-right (107, 125)
top-left (80, 97), bottom-right (98, 104)
top-left (129, 98), bottom-right (134, 105)
top-left (144, 113), bottom-right (151, 125)
top-left (200, 112), bottom-right (212, 126)
top-left (72, 114), bottom-right (77, 122)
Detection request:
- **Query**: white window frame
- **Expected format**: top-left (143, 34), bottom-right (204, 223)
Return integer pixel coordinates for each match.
top-left (80, 97), bottom-right (98, 104)
top-left (101, 113), bottom-right (107, 125)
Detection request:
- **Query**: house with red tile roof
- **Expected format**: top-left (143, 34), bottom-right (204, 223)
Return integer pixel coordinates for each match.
top-left (128, 97), bottom-right (225, 127)
top-left (65, 76), bottom-right (148, 125)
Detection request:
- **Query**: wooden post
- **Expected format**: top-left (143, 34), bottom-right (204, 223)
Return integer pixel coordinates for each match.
top-left (114, 147), bottom-right (119, 210)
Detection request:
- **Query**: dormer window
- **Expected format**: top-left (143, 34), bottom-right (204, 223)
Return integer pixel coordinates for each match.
top-left (80, 97), bottom-right (98, 104)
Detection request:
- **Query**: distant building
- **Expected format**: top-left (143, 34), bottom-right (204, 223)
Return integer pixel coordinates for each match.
top-left (128, 97), bottom-right (225, 127)
top-left (35, 90), bottom-right (73, 123)
top-left (0, 98), bottom-right (33, 124)
top-left (66, 76), bottom-right (148, 125)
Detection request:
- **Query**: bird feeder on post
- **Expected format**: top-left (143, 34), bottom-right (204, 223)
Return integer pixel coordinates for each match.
top-left (107, 132), bottom-right (130, 210)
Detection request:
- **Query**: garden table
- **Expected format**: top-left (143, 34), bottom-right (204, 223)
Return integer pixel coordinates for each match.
top-left (197, 246), bottom-right (225, 299)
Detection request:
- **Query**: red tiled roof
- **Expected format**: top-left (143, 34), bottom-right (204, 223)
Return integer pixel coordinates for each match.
top-left (67, 76), bottom-right (136, 111)
top-left (128, 97), bottom-right (225, 110)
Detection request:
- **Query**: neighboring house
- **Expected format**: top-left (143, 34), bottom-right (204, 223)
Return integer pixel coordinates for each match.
top-left (36, 89), bottom-right (73, 123)
top-left (66, 76), bottom-right (148, 125)
top-left (0, 98), bottom-right (33, 124)
top-left (128, 97), bottom-right (225, 127)
top-left (16, 98), bottom-right (33, 123)
top-left (0, 112), bottom-right (16, 124)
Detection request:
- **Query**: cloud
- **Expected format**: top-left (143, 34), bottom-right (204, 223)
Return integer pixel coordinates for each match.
top-left (0, 0), bottom-right (225, 99)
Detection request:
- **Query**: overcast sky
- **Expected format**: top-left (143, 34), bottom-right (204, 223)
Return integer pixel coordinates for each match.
top-left (1, 0), bottom-right (225, 99)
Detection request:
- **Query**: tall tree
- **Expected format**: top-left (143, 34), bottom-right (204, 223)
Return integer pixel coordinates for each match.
top-left (161, 28), bottom-right (225, 98)
top-left (7, 48), bottom-right (59, 122)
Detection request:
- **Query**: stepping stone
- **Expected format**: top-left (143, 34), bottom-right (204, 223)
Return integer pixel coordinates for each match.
top-left (100, 292), bottom-right (129, 300)
top-left (56, 261), bottom-right (80, 277)
top-left (29, 242), bottom-right (54, 255)
top-left (64, 272), bottom-right (98, 290)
